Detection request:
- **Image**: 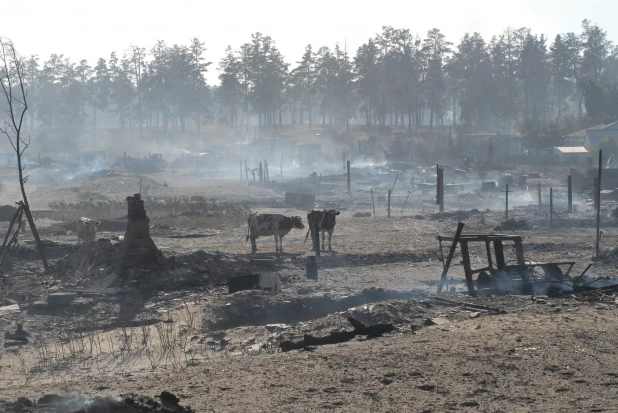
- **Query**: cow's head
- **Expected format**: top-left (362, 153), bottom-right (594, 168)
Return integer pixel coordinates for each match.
top-left (84, 220), bottom-right (101, 240)
top-left (291, 216), bottom-right (305, 229)
top-left (84, 220), bottom-right (101, 228)
top-left (326, 209), bottom-right (340, 217)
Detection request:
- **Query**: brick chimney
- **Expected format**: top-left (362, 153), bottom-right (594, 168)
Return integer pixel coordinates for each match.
top-left (115, 193), bottom-right (164, 274)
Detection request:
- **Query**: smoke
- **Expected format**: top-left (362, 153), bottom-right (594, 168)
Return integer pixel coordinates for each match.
top-left (90, 156), bottom-right (106, 172)
top-left (484, 266), bottom-right (618, 297)
top-left (352, 159), bottom-right (385, 168)
top-left (33, 395), bottom-right (138, 412)
top-left (572, 273), bottom-right (618, 290)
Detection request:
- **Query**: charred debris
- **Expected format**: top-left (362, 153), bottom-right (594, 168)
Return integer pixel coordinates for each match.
top-left (435, 223), bottom-right (616, 299)
top-left (0, 391), bottom-right (195, 413)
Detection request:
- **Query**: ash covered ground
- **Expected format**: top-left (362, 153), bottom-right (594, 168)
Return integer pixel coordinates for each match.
top-left (2, 152), bottom-right (618, 412)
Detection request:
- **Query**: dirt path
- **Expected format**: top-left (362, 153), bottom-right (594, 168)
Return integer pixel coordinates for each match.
top-left (2, 308), bottom-right (616, 412)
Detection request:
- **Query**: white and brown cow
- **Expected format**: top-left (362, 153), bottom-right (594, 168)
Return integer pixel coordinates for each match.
top-left (304, 209), bottom-right (340, 250)
top-left (246, 213), bottom-right (305, 253)
top-left (76, 217), bottom-right (101, 244)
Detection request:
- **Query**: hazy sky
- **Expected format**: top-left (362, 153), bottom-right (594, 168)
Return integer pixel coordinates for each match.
top-left (3, 0), bottom-right (617, 85)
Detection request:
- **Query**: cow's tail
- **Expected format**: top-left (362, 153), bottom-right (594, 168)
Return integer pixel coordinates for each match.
top-left (304, 229), bottom-right (311, 244)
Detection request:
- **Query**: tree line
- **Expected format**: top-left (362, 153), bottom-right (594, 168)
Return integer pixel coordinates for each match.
top-left (3, 20), bottom-right (618, 140)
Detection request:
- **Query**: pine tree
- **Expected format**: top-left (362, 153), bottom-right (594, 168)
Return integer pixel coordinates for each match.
top-left (354, 39), bottom-right (379, 126)
top-left (550, 34), bottom-right (574, 121)
top-left (295, 44), bottom-right (316, 128)
top-left (217, 46), bottom-right (241, 126)
top-left (422, 28), bottom-right (452, 132)
top-left (91, 58), bottom-right (110, 129)
top-left (76, 59), bottom-right (92, 130)
top-left (189, 38), bottom-right (212, 137)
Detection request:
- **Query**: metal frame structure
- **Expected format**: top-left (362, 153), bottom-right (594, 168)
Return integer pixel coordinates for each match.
top-left (437, 233), bottom-right (575, 295)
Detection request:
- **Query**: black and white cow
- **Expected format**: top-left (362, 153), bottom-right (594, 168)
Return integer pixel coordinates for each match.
top-left (304, 209), bottom-right (340, 250)
top-left (246, 213), bottom-right (305, 253)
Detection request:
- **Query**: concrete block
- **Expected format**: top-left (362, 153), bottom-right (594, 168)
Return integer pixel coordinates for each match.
top-left (31, 301), bottom-right (48, 310)
top-left (47, 293), bottom-right (76, 305)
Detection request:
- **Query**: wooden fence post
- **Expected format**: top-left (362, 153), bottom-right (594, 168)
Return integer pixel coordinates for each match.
top-left (437, 222), bottom-right (465, 294)
top-left (347, 161), bottom-right (351, 196)
top-left (436, 166), bottom-right (444, 213)
top-left (567, 175), bottom-right (572, 214)
top-left (371, 189), bottom-right (376, 218)
top-left (505, 184), bottom-right (509, 220)
top-left (387, 190), bottom-right (392, 218)
top-left (596, 150), bottom-right (603, 258)
top-left (550, 187), bottom-right (553, 227)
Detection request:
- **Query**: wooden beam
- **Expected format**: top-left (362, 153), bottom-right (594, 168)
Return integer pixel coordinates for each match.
top-left (436, 222), bottom-right (465, 294)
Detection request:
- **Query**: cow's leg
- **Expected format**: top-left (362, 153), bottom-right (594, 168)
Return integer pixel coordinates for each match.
top-left (279, 234), bottom-right (284, 252)
top-left (251, 235), bottom-right (257, 253)
top-left (274, 233), bottom-right (279, 253)
top-left (328, 230), bottom-right (333, 250)
top-left (311, 230), bottom-right (316, 251)
top-left (321, 230), bottom-right (326, 250)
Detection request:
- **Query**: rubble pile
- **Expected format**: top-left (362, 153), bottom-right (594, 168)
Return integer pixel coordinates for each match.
top-left (0, 392), bottom-right (195, 413)
top-left (494, 218), bottom-right (530, 231)
top-left (205, 289), bottom-right (430, 331)
top-left (343, 300), bottom-right (427, 325)
top-left (204, 290), bottom-right (297, 330)
top-left (49, 245), bottom-right (245, 294)
top-left (54, 239), bottom-right (115, 276)
top-left (175, 249), bottom-right (250, 286)
top-left (316, 251), bottom-right (439, 268)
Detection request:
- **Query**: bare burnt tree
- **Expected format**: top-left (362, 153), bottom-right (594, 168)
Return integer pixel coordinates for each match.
top-left (0, 37), bottom-right (49, 271)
